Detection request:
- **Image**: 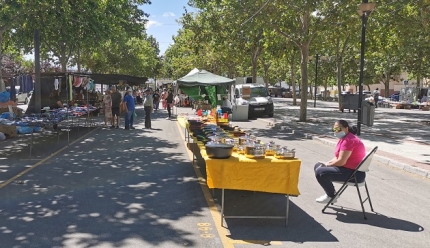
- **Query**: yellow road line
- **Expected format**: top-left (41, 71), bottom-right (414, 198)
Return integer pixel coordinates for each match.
top-left (0, 127), bottom-right (99, 189)
top-left (230, 240), bottom-right (282, 245)
top-left (176, 121), bottom-right (234, 248)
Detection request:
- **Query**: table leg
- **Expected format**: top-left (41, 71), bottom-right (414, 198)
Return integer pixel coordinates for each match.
top-left (221, 188), bottom-right (225, 227)
top-left (286, 195), bottom-right (290, 226)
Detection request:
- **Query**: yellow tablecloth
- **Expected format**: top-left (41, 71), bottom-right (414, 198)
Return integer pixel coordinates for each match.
top-left (178, 117), bottom-right (189, 128)
top-left (179, 117), bottom-right (301, 196)
top-left (205, 153), bottom-right (301, 195)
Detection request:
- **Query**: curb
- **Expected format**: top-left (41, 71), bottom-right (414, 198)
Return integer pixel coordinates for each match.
top-left (258, 118), bottom-right (430, 179)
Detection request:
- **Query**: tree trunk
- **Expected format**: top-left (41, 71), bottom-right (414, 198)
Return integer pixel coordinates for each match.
top-left (77, 46), bottom-right (81, 73)
top-left (417, 73), bottom-right (421, 88)
top-left (336, 57), bottom-right (343, 110)
top-left (324, 77), bottom-right (328, 101)
top-left (60, 54), bottom-right (68, 72)
top-left (291, 58), bottom-right (297, 106)
top-left (262, 62), bottom-right (271, 90)
top-left (299, 42), bottom-right (309, 122)
top-left (384, 78), bottom-right (390, 97)
top-left (251, 49), bottom-right (259, 83)
top-left (0, 31), bottom-right (5, 92)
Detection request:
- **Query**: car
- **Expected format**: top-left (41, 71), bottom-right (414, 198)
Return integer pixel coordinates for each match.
top-left (25, 90), bottom-right (33, 104)
top-left (355, 90), bottom-right (372, 98)
top-left (5, 86), bottom-right (32, 104)
top-left (390, 93), bottom-right (400, 101)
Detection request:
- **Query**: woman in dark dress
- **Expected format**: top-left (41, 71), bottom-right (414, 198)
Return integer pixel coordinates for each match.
top-left (165, 89), bottom-right (174, 119)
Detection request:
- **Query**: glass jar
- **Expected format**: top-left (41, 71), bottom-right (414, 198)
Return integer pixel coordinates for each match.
top-left (265, 141), bottom-right (276, 156)
top-left (254, 143), bottom-right (265, 158)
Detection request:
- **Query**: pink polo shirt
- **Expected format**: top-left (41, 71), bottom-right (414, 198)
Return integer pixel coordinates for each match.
top-left (334, 132), bottom-right (366, 170)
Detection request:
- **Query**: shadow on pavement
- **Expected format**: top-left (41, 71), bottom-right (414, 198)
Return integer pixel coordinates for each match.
top-left (274, 105), bottom-right (430, 146)
top-left (0, 127), bottom-right (210, 247)
top-left (218, 190), bottom-right (337, 243)
top-left (326, 206), bottom-right (424, 232)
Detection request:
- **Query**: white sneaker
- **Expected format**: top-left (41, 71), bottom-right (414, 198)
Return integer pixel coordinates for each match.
top-left (165, 117), bottom-right (170, 120)
top-left (316, 194), bottom-right (337, 204)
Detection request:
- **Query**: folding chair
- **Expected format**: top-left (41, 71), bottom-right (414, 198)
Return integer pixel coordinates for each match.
top-left (322, 146), bottom-right (378, 220)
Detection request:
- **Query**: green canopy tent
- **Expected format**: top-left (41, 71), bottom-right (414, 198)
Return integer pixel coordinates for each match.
top-left (176, 70), bottom-right (234, 107)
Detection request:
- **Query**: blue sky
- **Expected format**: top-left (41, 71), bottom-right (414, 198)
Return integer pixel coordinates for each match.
top-left (140, 0), bottom-right (195, 55)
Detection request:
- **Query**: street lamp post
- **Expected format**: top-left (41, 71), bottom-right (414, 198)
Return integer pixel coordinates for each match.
top-left (314, 53), bottom-right (319, 108)
top-left (356, 1), bottom-right (376, 136)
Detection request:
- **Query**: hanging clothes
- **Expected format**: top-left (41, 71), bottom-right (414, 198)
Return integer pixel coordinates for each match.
top-left (81, 77), bottom-right (89, 89)
top-left (73, 76), bottom-right (82, 87)
top-left (18, 76), bottom-right (24, 93)
top-left (26, 75), bottom-right (33, 92)
top-left (54, 78), bottom-right (59, 90)
top-left (88, 79), bottom-right (95, 91)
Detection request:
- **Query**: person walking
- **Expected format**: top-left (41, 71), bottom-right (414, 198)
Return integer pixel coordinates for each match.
top-left (143, 89), bottom-right (154, 129)
top-left (153, 89), bottom-right (160, 111)
top-left (372, 88), bottom-right (380, 108)
top-left (103, 89), bottom-right (112, 126)
top-left (161, 89), bottom-right (167, 110)
top-left (165, 89), bottom-right (174, 119)
top-left (123, 90), bottom-right (136, 130)
top-left (110, 86), bottom-right (122, 129)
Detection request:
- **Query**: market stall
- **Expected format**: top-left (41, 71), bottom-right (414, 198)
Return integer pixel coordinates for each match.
top-left (176, 69), bottom-right (234, 110)
top-left (178, 114), bottom-right (301, 226)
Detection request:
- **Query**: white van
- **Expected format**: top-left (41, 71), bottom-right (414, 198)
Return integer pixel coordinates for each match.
top-left (6, 86), bottom-right (31, 104)
top-left (232, 78), bottom-right (274, 117)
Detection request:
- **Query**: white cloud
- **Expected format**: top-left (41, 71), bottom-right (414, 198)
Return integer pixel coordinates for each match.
top-left (145, 20), bottom-right (162, 29)
top-left (162, 12), bottom-right (175, 17)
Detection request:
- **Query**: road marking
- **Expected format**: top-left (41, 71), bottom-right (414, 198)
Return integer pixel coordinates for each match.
top-left (176, 121), bottom-right (234, 248)
top-left (229, 240), bottom-right (282, 245)
top-left (0, 127), bottom-right (99, 189)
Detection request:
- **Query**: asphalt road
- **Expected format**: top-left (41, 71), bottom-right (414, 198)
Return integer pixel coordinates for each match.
top-left (0, 105), bottom-right (429, 247)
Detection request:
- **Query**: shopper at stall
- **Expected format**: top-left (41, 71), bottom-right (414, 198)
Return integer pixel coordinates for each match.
top-left (314, 120), bottom-right (366, 204)
top-left (221, 96), bottom-right (232, 114)
top-left (143, 89), bottom-right (154, 129)
top-left (103, 89), bottom-right (112, 126)
top-left (165, 89), bottom-right (174, 119)
top-left (123, 90), bottom-right (136, 130)
top-left (110, 86), bottom-right (122, 129)
top-left (49, 89), bottom-right (63, 109)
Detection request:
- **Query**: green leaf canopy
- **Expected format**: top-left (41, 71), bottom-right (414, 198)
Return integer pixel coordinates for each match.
top-left (176, 70), bottom-right (234, 86)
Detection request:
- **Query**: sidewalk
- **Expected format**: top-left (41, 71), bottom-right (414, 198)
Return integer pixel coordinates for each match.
top-left (262, 98), bottom-right (430, 179)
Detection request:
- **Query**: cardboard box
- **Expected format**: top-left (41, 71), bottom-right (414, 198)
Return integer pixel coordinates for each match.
top-left (0, 106), bottom-right (23, 117)
top-left (0, 125), bottom-right (17, 138)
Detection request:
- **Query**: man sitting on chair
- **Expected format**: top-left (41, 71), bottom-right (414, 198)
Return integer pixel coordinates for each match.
top-left (314, 120), bottom-right (366, 204)
top-left (221, 96), bottom-right (232, 114)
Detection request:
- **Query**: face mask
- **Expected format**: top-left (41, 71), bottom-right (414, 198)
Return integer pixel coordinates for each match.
top-left (334, 131), bottom-right (346, 139)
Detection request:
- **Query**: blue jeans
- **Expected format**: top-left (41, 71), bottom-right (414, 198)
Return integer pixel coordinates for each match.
top-left (125, 110), bottom-right (134, 128)
top-left (154, 101), bottom-right (159, 110)
top-left (314, 162), bottom-right (365, 197)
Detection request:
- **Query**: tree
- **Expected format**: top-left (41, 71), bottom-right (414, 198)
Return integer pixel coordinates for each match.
top-left (12, 0), bottom-right (150, 72)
